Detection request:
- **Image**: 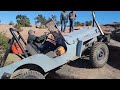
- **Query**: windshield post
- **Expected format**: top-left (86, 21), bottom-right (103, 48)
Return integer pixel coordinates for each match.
top-left (92, 11), bottom-right (95, 27)
top-left (92, 11), bottom-right (104, 35)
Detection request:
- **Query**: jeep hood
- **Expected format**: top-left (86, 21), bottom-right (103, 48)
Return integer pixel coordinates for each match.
top-left (64, 27), bottom-right (101, 44)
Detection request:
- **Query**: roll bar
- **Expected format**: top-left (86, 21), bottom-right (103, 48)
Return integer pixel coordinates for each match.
top-left (0, 28), bottom-right (28, 67)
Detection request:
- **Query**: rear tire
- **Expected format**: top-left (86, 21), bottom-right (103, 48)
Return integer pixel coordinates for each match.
top-left (10, 69), bottom-right (45, 79)
top-left (90, 42), bottom-right (109, 68)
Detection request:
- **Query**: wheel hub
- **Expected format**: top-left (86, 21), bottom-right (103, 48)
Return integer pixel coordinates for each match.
top-left (97, 49), bottom-right (105, 61)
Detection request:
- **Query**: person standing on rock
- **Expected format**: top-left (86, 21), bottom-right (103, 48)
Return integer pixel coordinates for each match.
top-left (60, 11), bottom-right (69, 32)
top-left (69, 11), bottom-right (77, 32)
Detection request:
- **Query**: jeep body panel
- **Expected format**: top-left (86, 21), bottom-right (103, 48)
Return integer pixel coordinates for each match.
top-left (0, 42), bottom-right (78, 78)
top-left (64, 27), bottom-right (101, 44)
top-left (0, 27), bottom-right (101, 78)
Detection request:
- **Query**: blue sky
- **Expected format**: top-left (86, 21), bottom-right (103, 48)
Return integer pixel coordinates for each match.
top-left (0, 11), bottom-right (120, 25)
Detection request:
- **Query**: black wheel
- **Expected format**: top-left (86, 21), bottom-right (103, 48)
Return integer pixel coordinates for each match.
top-left (90, 42), bottom-right (109, 68)
top-left (10, 69), bottom-right (45, 79)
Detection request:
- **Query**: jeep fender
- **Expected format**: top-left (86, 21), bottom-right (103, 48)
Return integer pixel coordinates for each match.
top-left (0, 54), bottom-right (59, 78)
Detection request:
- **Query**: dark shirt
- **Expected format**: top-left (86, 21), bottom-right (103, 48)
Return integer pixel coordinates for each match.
top-left (69, 11), bottom-right (77, 20)
top-left (27, 34), bottom-right (47, 44)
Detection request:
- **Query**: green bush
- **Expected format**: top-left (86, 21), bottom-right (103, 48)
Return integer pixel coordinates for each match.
top-left (0, 32), bottom-right (9, 55)
top-left (16, 15), bottom-right (31, 28)
top-left (14, 24), bottom-right (21, 29)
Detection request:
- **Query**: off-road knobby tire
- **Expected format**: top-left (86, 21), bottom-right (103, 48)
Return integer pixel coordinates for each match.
top-left (90, 42), bottom-right (109, 68)
top-left (10, 69), bottom-right (45, 79)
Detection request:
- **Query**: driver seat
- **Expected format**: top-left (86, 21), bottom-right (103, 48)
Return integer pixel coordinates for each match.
top-left (26, 40), bottom-right (43, 55)
top-left (26, 33), bottom-right (48, 55)
top-left (26, 43), bottom-right (39, 56)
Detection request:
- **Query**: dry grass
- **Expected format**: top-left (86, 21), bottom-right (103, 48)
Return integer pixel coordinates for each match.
top-left (4, 53), bottom-right (21, 66)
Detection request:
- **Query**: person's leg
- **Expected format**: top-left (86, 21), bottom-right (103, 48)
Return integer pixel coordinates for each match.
top-left (38, 41), bottom-right (49, 53)
top-left (48, 42), bottom-right (57, 51)
top-left (63, 20), bottom-right (67, 32)
top-left (44, 41), bottom-right (56, 51)
top-left (61, 20), bottom-right (64, 32)
top-left (69, 20), bottom-right (72, 32)
top-left (71, 20), bottom-right (74, 32)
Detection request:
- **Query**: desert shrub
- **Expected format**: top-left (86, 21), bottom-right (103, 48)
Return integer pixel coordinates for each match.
top-left (14, 24), bottom-right (21, 29)
top-left (0, 32), bottom-right (9, 57)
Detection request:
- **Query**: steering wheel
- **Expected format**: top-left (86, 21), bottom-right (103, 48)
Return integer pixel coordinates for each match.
top-left (39, 32), bottom-right (57, 46)
top-left (40, 32), bottom-right (48, 45)
top-left (46, 32), bottom-right (57, 43)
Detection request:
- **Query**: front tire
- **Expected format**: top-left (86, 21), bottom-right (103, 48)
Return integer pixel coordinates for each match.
top-left (10, 69), bottom-right (45, 79)
top-left (90, 42), bottom-right (109, 68)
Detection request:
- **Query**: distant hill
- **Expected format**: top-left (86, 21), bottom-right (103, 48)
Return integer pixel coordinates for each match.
top-left (0, 24), bottom-right (48, 39)
top-left (1, 22), bottom-right (120, 39)
top-left (100, 22), bottom-right (120, 31)
top-left (100, 22), bottom-right (120, 34)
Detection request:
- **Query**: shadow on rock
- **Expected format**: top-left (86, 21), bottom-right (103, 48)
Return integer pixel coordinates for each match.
top-left (107, 46), bottom-right (120, 70)
top-left (67, 58), bottom-right (92, 69)
top-left (111, 29), bottom-right (120, 42)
